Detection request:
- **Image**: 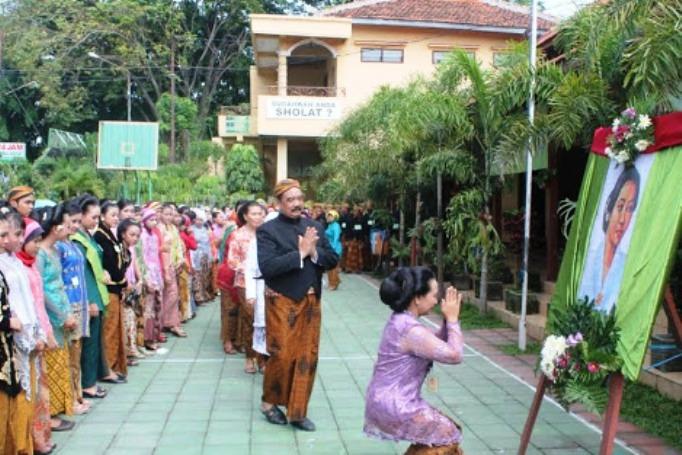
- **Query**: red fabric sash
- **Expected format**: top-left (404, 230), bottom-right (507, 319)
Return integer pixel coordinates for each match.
top-left (16, 250), bottom-right (35, 267)
top-left (590, 111), bottom-right (682, 156)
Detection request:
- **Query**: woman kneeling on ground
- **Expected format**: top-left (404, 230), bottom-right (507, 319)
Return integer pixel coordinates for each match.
top-left (364, 266), bottom-right (465, 455)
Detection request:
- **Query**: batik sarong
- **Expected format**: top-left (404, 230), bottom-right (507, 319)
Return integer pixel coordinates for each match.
top-left (103, 293), bottom-right (127, 376)
top-left (32, 355), bottom-right (52, 452)
top-left (45, 343), bottom-right (73, 416)
top-left (262, 293), bottom-right (321, 421)
top-left (405, 444), bottom-right (463, 455)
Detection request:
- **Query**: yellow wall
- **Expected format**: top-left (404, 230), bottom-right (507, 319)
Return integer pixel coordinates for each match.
top-left (220, 14), bottom-right (524, 176)
top-left (242, 19), bottom-right (521, 138)
top-left (336, 24), bottom-right (519, 111)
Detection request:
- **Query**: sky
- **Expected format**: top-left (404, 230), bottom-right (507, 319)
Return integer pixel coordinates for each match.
top-left (541, 0), bottom-right (594, 18)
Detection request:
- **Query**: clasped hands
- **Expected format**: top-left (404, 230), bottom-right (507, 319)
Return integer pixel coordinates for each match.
top-left (298, 226), bottom-right (319, 261)
top-left (441, 286), bottom-right (463, 323)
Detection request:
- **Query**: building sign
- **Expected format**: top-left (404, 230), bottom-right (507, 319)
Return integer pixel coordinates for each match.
top-left (97, 121), bottom-right (159, 171)
top-left (266, 97), bottom-right (341, 120)
top-left (0, 143), bottom-right (26, 162)
top-left (225, 115), bottom-right (250, 134)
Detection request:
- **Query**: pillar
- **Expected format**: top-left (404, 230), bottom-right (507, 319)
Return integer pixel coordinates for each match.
top-left (277, 53), bottom-right (287, 96)
top-left (276, 138), bottom-right (288, 181)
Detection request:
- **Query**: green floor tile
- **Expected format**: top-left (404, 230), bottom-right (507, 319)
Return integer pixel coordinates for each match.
top-left (51, 277), bottom-right (644, 455)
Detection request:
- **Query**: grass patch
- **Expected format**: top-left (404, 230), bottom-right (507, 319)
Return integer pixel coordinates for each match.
top-left (432, 302), bottom-right (509, 330)
top-left (497, 341), bottom-right (542, 356)
top-left (620, 381), bottom-right (682, 449)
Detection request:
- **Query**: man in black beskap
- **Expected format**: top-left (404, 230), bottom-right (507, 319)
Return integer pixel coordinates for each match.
top-left (257, 178), bottom-right (339, 432)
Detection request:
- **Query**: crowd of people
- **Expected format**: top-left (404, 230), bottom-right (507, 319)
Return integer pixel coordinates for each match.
top-left (1, 179), bottom-right (464, 455)
top-left (0, 179), bottom-right (353, 453)
top-left (0, 185), bottom-right (235, 454)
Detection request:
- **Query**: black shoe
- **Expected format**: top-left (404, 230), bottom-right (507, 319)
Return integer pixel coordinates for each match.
top-left (290, 417), bottom-right (316, 432)
top-left (83, 388), bottom-right (107, 399)
top-left (261, 406), bottom-right (287, 425)
top-left (99, 376), bottom-right (126, 384)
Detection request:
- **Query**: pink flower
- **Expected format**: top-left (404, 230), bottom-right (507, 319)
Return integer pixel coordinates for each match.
top-left (556, 356), bottom-right (568, 369)
top-left (573, 363), bottom-right (582, 372)
top-left (587, 362), bottom-right (600, 374)
top-left (622, 108), bottom-right (637, 119)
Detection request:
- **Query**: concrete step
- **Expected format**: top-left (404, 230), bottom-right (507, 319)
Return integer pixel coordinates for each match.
top-left (488, 300), bottom-right (547, 341)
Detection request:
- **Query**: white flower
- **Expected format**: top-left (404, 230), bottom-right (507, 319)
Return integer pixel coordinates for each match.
top-left (625, 132), bottom-right (633, 140)
top-left (540, 335), bottom-right (568, 381)
top-left (612, 118), bottom-right (621, 130)
top-left (541, 360), bottom-right (556, 380)
top-left (635, 140), bottom-right (650, 152)
top-left (541, 335), bottom-right (568, 361)
top-left (615, 151), bottom-right (630, 164)
top-left (605, 147), bottom-right (613, 157)
top-left (637, 115), bottom-right (652, 130)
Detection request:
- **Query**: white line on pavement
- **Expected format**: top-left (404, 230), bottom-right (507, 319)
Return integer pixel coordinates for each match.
top-left (355, 274), bottom-right (638, 454)
top-left (143, 354), bottom-right (478, 364)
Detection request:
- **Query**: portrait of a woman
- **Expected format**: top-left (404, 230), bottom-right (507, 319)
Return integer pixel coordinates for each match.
top-left (579, 165), bottom-right (641, 313)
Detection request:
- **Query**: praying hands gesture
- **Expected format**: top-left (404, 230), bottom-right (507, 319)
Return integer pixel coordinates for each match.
top-left (441, 286), bottom-right (462, 323)
top-left (298, 227), bottom-right (319, 260)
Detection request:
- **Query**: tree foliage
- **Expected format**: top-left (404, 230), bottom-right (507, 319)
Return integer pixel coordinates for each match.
top-left (555, 0), bottom-right (682, 112)
top-left (0, 0), bottom-right (344, 158)
top-left (224, 144), bottom-right (265, 195)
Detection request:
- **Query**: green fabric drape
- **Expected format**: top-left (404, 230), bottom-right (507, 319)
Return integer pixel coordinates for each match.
top-left (549, 147), bottom-right (682, 381)
top-left (549, 153), bottom-right (609, 316)
top-left (615, 147), bottom-right (682, 379)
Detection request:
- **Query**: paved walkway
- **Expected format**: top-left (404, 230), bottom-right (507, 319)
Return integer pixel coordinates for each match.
top-left (53, 274), bottom-right (646, 455)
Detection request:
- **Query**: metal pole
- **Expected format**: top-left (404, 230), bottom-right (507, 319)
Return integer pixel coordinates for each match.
top-left (519, 0), bottom-right (538, 351)
top-left (436, 171), bottom-right (444, 292)
top-left (169, 38), bottom-right (176, 163)
top-left (135, 171), bottom-right (141, 205)
top-left (126, 71), bottom-right (131, 122)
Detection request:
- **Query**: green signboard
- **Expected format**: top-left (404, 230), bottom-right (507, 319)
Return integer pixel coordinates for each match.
top-left (225, 115), bottom-right (250, 134)
top-left (97, 121), bottom-right (159, 170)
top-left (0, 143), bottom-right (26, 162)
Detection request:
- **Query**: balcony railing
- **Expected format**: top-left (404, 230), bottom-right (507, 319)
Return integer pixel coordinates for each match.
top-left (219, 104), bottom-right (250, 116)
top-left (266, 86), bottom-right (346, 97)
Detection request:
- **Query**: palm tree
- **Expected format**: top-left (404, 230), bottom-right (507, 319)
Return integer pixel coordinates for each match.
top-left (555, 0), bottom-right (681, 113)
top-left (394, 78), bottom-right (474, 289)
top-left (320, 85), bottom-right (421, 265)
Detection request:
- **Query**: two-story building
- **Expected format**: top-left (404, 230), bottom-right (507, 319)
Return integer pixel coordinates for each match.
top-left (216, 0), bottom-right (554, 186)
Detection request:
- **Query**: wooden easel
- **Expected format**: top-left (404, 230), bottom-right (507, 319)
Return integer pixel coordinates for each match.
top-left (518, 285), bottom-right (681, 455)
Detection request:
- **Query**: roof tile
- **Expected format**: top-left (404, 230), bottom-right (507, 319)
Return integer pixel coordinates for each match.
top-left (323, 0), bottom-right (556, 31)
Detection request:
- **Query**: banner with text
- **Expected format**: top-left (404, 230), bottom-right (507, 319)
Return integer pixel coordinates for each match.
top-left (0, 143), bottom-right (26, 162)
top-left (266, 97), bottom-right (341, 120)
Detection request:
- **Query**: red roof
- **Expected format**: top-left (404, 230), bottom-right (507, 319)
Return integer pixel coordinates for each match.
top-left (323, 0), bottom-right (556, 31)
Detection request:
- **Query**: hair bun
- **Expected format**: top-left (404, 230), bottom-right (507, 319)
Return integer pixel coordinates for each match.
top-left (380, 268), bottom-right (414, 312)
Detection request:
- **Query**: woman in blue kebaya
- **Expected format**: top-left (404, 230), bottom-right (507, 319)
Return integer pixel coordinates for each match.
top-left (325, 210), bottom-right (343, 290)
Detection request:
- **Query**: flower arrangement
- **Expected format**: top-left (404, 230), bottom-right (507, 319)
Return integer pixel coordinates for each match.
top-left (538, 297), bottom-right (622, 414)
top-left (605, 107), bottom-right (654, 166)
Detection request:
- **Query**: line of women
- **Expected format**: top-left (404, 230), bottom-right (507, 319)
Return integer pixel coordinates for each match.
top-left (0, 187), bottom-right (218, 455)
